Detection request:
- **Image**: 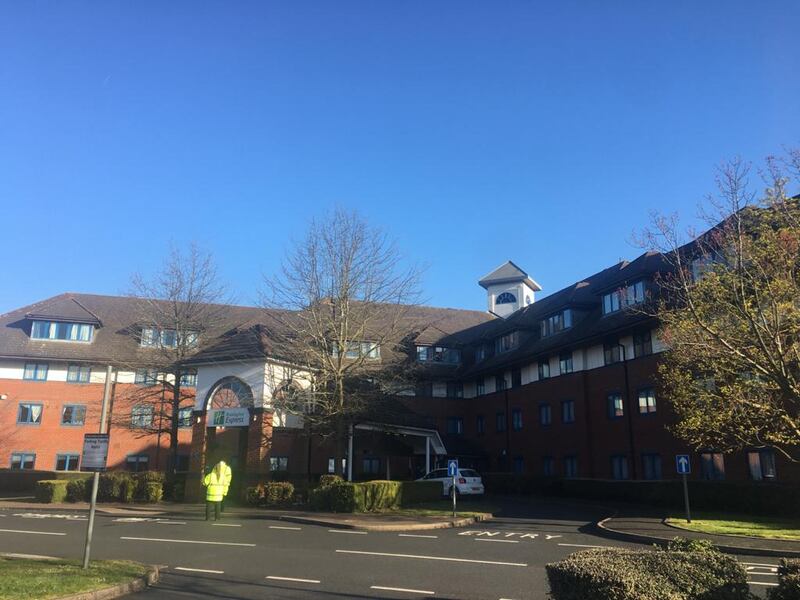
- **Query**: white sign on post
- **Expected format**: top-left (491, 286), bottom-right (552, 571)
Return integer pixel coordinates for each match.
top-left (81, 434), bottom-right (109, 472)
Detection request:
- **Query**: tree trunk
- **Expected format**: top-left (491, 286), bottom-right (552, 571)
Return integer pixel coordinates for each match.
top-left (167, 375), bottom-right (181, 490)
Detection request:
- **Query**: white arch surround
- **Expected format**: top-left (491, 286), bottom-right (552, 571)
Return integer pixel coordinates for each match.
top-left (194, 361), bottom-right (268, 412)
top-left (205, 376), bottom-right (255, 410)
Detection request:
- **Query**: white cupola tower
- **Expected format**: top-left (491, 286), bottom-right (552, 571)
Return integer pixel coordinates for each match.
top-left (479, 261), bottom-right (542, 318)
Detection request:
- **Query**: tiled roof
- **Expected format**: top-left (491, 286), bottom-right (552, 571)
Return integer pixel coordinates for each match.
top-left (478, 260), bottom-right (542, 291)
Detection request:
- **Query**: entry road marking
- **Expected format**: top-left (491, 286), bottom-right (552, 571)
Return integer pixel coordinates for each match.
top-left (269, 525), bottom-right (302, 531)
top-left (335, 549), bottom-right (528, 567)
top-left (266, 576), bottom-right (321, 584)
top-left (371, 586), bottom-right (434, 595)
top-left (0, 529), bottom-right (66, 536)
top-left (328, 529), bottom-right (367, 535)
top-left (120, 536), bottom-right (256, 547)
top-left (398, 534), bottom-right (438, 539)
top-left (174, 567), bottom-right (225, 574)
top-left (476, 538), bottom-right (518, 544)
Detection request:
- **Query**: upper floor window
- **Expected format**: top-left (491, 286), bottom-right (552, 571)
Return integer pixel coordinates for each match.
top-left (538, 360), bottom-right (550, 380)
top-left (11, 452), bottom-right (35, 470)
top-left (559, 351), bottom-right (573, 374)
top-left (542, 456), bottom-right (555, 476)
top-left (611, 455), bottom-right (629, 480)
top-left (67, 364), bottom-right (91, 383)
top-left (541, 309), bottom-right (573, 337)
top-left (23, 362), bottom-right (48, 381)
top-left (131, 405), bottom-right (154, 428)
top-left (496, 332), bottom-right (519, 353)
top-left (608, 393), bottom-right (625, 419)
top-left (476, 414), bottom-right (485, 435)
top-left (561, 399), bottom-right (575, 424)
top-left (140, 327), bottom-right (198, 349)
top-left (476, 377), bottom-right (485, 396)
top-left (446, 416), bottom-right (464, 435)
top-left (512, 408), bottom-right (523, 431)
top-left (61, 404), bottom-right (86, 426)
top-left (476, 345), bottom-right (488, 362)
top-left (603, 341), bottom-right (622, 365)
top-left (177, 407), bottom-right (193, 428)
top-left (417, 346), bottom-right (460, 364)
top-left (180, 370), bottom-right (197, 387)
top-left (511, 368), bottom-right (522, 388)
top-left (638, 388), bottom-right (657, 414)
top-left (333, 341), bottom-right (380, 359)
top-left (496, 411), bottom-right (507, 432)
top-left (32, 320), bottom-right (93, 342)
top-left (135, 369), bottom-right (159, 386)
top-left (446, 382), bottom-right (463, 399)
top-left (633, 331), bottom-right (653, 358)
top-left (602, 280), bottom-right (646, 315)
top-left (495, 374), bottom-right (507, 391)
top-left (538, 403), bottom-right (551, 426)
top-left (18, 402), bottom-right (43, 425)
top-left (496, 292), bottom-right (516, 305)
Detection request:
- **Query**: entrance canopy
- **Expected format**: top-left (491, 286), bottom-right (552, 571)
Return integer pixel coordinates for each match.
top-left (349, 421), bottom-right (446, 481)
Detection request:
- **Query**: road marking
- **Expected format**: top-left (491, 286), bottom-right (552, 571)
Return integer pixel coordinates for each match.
top-left (269, 525), bottom-right (302, 531)
top-left (120, 536), bottom-right (256, 547)
top-left (476, 538), bottom-right (519, 544)
top-left (742, 562), bottom-right (779, 568)
top-left (174, 567), bottom-right (225, 574)
top-left (335, 549), bottom-right (528, 567)
top-left (212, 523), bottom-right (241, 527)
top-left (398, 534), bottom-right (438, 539)
top-left (371, 585), bottom-right (434, 595)
top-left (0, 529), bottom-right (67, 536)
top-left (266, 576), bottom-right (321, 584)
top-left (113, 518), bottom-right (185, 525)
top-left (558, 543), bottom-right (613, 549)
top-left (746, 566), bottom-right (778, 574)
top-left (328, 529), bottom-right (367, 535)
top-left (545, 534), bottom-right (562, 540)
top-left (748, 581), bottom-right (778, 587)
top-left (13, 512), bottom-right (86, 521)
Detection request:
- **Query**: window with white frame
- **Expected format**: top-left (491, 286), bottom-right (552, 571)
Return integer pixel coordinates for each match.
top-left (126, 454), bottom-right (149, 472)
top-left (32, 320), bottom-right (93, 342)
top-left (604, 341), bottom-right (622, 365)
top-left (10, 452), bottom-right (35, 470)
top-left (559, 351), bottom-right (573, 374)
top-left (55, 453), bottom-right (80, 471)
top-left (638, 388), bottom-right (657, 414)
top-left (538, 359), bottom-right (550, 380)
top-left (608, 393), bottom-right (625, 419)
top-left (602, 280), bottom-right (646, 315)
top-left (17, 403), bottom-right (43, 425)
top-left (140, 327), bottom-right (198, 348)
top-left (134, 369), bottom-right (159, 385)
top-left (180, 370), bottom-right (197, 387)
top-left (177, 407), bottom-right (193, 428)
top-left (496, 292), bottom-right (516, 305)
top-left (131, 405), bottom-right (154, 428)
top-left (23, 363), bottom-right (48, 381)
top-left (270, 456), bottom-right (289, 471)
top-left (332, 341), bottom-right (380, 359)
top-left (67, 364), bottom-right (91, 383)
top-left (540, 309), bottom-right (573, 337)
top-left (61, 404), bottom-right (86, 426)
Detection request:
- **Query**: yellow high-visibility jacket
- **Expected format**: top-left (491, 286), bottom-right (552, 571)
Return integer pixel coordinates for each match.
top-left (223, 464), bottom-right (232, 497)
top-left (203, 467), bottom-right (228, 502)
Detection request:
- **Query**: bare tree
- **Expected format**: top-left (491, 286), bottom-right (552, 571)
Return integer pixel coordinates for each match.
top-left (261, 209), bottom-right (424, 476)
top-left (640, 148), bottom-right (800, 462)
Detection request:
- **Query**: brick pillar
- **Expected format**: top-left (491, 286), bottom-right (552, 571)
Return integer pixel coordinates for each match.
top-left (245, 407), bottom-right (273, 487)
top-left (185, 410), bottom-right (208, 502)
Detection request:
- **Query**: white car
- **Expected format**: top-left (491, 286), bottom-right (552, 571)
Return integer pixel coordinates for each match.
top-left (418, 467), bottom-right (485, 496)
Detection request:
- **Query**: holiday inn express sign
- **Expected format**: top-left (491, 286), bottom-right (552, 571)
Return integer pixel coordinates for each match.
top-left (208, 408), bottom-right (250, 427)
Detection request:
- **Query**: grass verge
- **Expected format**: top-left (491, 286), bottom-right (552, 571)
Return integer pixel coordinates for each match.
top-left (387, 499), bottom-right (500, 518)
top-left (666, 513), bottom-right (800, 541)
top-left (0, 556), bottom-right (147, 600)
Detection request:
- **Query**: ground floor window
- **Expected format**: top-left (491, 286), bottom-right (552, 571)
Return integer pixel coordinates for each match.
top-left (641, 453), bottom-right (662, 480)
top-left (700, 452), bottom-right (725, 480)
top-left (446, 417), bottom-right (464, 435)
top-left (748, 449), bottom-right (777, 481)
top-left (362, 457), bottom-right (381, 475)
top-left (563, 455), bottom-right (578, 478)
top-left (270, 456), bottom-right (289, 472)
top-left (126, 454), bottom-right (150, 472)
top-left (611, 455), bottom-right (629, 480)
top-left (55, 453), bottom-right (80, 471)
top-left (542, 456), bottom-right (554, 476)
top-left (10, 452), bottom-right (35, 470)
top-left (327, 458), bottom-right (336, 474)
top-left (513, 456), bottom-right (524, 474)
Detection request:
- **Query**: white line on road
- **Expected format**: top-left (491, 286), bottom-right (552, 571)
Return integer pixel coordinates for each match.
top-left (0, 529), bottom-right (66, 536)
top-left (335, 549), bottom-right (528, 567)
top-left (557, 543), bottom-right (613, 549)
top-left (742, 562), bottom-right (779, 568)
top-left (212, 523), bottom-right (241, 527)
top-left (269, 525), bottom-right (302, 531)
top-left (266, 576), bottom-right (321, 584)
top-left (398, 534), bottom-right (438, 539)
top-left (371, 586), bottom-right (435, 595)
top-left (748, 581), bottom-right (778, 587)
top-left (475, 538), bottom-right (519, 544)
top-left (174, 567), bottom-right (225, 574)
top-left (328, 529), bottom-right (367, 535)
top-left (120, 536), bottom-right (256, 547)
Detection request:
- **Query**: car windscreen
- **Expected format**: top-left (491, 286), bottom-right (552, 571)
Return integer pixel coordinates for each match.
top-left (460, 469), bottom-right (480, 478)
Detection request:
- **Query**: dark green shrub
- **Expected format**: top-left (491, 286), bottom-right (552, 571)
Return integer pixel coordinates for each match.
top-left (400, 481), bottom-right (441, 505)
top-left (66, 478), bottom-right (90, 502)
top-left (358, 481), bottom-right (401, 511)
top-left (546, 547), bottom-right (750, 600)
top-left (98, 472), bottom-right (127, 502)
top-left (319, 474), bottom-right (343, 488)
top-left (35, 480), bottom-right (69, 503)
top-left (309, 481), bottom-right (357, 512)
top-left (245, 486), bottom-right (262, 506)
top-left (263, 482), bottom-right (294, 506)
top-left (141, 482), bottom-right (163, 503)
top-left (768, 559), bottom-right (800, 600)
top-left (134, 472), bottom-right (164, 502)
top-left (665, 537), bottom-right (719, 553)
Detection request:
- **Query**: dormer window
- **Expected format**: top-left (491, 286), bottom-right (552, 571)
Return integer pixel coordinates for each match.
top-left (332, 341), bottom-right (381, 359)
top-left (496, 331), bottom-right (519, 353)
top-left (31, 320), bottom-right (93, 342)
top-left (540, 309), bottom-right (572, 337)
top-left (496, 292), bottom-right (517, 305)
top-left (141, 327), bottom-right (199, 349)
top-left (416, 346), bottom-right (460, 364)
top-left (602, 280), bottom-right (646, 315)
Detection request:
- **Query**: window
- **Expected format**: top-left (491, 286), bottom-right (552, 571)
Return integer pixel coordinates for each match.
top-left (559, 351), bottom-right (573, 374)
top-left (476, 376), bottom-right (485, 396)
top-left (415, 382), bottom-right (433, 397)
top-left (363, 457), bottom-right (381, 475)
top-left (131, 405), bottom-right (154, 428)
top-left (23, 362), bottom-right (48, 381)
top-left (333, 341), bottom-right (380, 359)
top-left (446, 417), bottom-right (464, 435)
top-left (496, 332), bottom-right (518, 353)
top-left (602, 281), bottom-right (646, 315)
top-left (496, 412), bottom-right (507, 432)
top-left (512, 408), bottom-right (523, 431)
top-left (513, 456), bottom-right (524, 474)
top-left (126, 454), bottom-right (149, 472)
top-left (55, 453), bottom-right (80, 471)
top-left (495, 374), bottom-right (507, 391)
top-left (539, 403), bottom-right (551, 426)
top-left (432, 347), bottom-right (460, 364)
top-left (32, 320), bottom-right (93, 342)
top-left (564, 456), bottom-right (578, 478)
top-left (496, 292), bottom-right (516, 305)
top-left (180, 370), bottom-right (197, 387)
top-left (270, 456), bottom-right (289, 472)
top-left (177, 407), bottom-right (193, 428)
top-left (416, 346), bottom-right (429, 362)
top-left (603, 341), bottom-right (622, 365)
top-left (748, 449), bottom-right (777, 481)
top-left (173, 454), bottom-right (190, 472)
top-left (327, 458), bottom-right (336, 474)
top-left (608, 393), bottom-right (625, 419)
top-left (633, 330), bottom-right (653, 358)
top-left (61, 404), bottom-right (86, 426)
top-left (541, 309), bottom-right (573, 337)
top-left (134, 369), bottom-right (159, 386)
top-left (561, 400), bottom-right (575, 424)
top-left (10, 452), bottom-right (35, 470)
top-left (700, 452), bottom-right (725, 480)
top-left (67, 364), bottom-right (91, 383)
top-left (362, 342), bottom-right (381, 359)
top-left (446, 382), bottom-right (463, 399)
top-left (140, 327), bottom-right (198, 349)
top-left (611, 455), bottom-right (629, 480)
top-left (17, 403), bottom-right (43, 425)
top-left (641, 453), bottom-right (662, 480)
top-left (542, 456), bottom-right (554, 476)
top-left (638, 388), bottom-right (657, 414)
top-left (476, 345), bottom-right (488, 362)
top-left (476, 415), bottom-right (485, 435)
top-left (511, 368), bottom-right (521, 388)
top-left (538, 359), bottom-right (550, 380)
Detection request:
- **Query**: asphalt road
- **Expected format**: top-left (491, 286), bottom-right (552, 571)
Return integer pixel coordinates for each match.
top-left (0, 500), bottom-right (779, 599)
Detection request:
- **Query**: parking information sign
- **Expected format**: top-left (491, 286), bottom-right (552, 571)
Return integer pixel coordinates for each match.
top-left (447, 459), bottom-right (459, 477)
top-left (675, 454), bottom-right (691, 475)
top-left (81, 434), bottom-right (110, 472)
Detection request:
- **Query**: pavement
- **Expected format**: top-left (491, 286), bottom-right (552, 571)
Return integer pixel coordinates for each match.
top-left (0, 496), bottom-right (785, 599)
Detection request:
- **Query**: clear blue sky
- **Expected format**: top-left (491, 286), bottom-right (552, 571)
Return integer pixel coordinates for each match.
top-left (1, 1), bottom-right (798, 314)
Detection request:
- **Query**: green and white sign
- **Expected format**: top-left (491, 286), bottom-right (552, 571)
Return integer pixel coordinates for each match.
top-left (208, 408), bottom-right (250, 427)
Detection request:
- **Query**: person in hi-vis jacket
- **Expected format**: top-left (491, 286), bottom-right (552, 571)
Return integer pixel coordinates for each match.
top-left (203, 460), bottom-right (229, 521)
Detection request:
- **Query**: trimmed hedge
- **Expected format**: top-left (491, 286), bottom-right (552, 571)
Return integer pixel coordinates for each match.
top-left (308, 480), bottom-right (441, 513)
top-left (319, 474), bottom-right (343, 487)
top-left (768, 559), bottom-right (800, 600)
top-left (51, 472), bottom-right (164, 504)
top-left (546, 544), bottom-right (751, 600)
top-left (35, 480), bottom-right (69, 503)
top-left (245, 482), bottom-right (295, 507)
top-left (0, 469), bottom-right (90, 492)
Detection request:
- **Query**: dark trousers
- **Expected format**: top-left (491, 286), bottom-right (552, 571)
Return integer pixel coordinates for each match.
top-left (205, 500), bottom-right (221, 521)
top-left (221, 496), bottom-right (227, 513)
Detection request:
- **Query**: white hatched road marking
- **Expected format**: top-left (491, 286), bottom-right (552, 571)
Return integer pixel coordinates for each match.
top-left (121, 536), bottom-right (255, 547)
top-left (336, 549), bottom-right (528, 567)
top-left (269, 525), bottom-right (302, 531)
top-left (174, 567), bottom-right (225, 574)
top-left (371, 585), bottom-right (435, 595)
top-left (0, 528), bottom-right (67, 536)
top-left (14, 512), bottom-right (86, 521)
top-left (266, 576), bottom-right (321, 584)
top-left (328, 529), bottom-right (367, 535)
top-left (476, 538), bottom-right (519, 544)
top-left (398, 534), bottom-right (438, 539)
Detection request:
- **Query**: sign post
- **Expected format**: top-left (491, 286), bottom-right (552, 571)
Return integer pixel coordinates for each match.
top-left (675, 454), bottom-right (692, 523)
top-left (81, 365), bottom-right (113, 569)
top-left (447, 459), bottom-right (459, 518)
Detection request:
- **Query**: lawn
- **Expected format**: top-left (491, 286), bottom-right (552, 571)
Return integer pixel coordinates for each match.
top-left (0, 557), bottom-right (147, 600)
top-left (666, 513), bottom-right (800, 541)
